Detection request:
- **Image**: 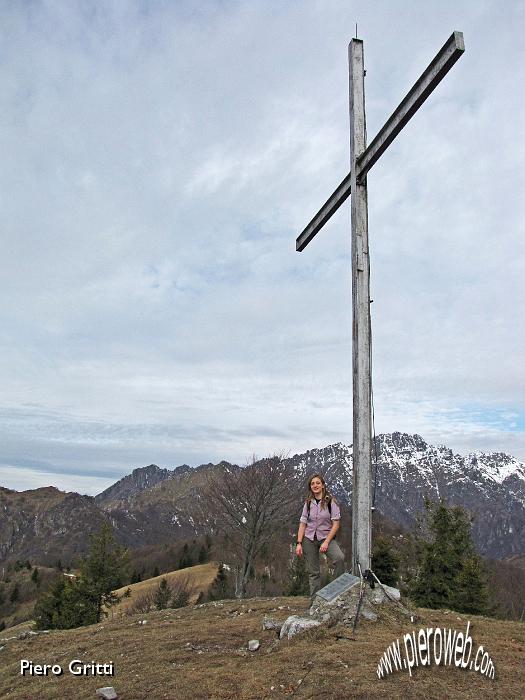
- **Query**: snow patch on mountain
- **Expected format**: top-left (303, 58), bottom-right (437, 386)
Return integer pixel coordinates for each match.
top-left (285, 432), bottom-right (525, 558)
top-left (468, 452), bottom-right (525, 484)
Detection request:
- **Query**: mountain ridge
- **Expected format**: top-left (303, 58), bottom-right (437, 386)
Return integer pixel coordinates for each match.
top-left (1, 433), bottom-right (524, 563)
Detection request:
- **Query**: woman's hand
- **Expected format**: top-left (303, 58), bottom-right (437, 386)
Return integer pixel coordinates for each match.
top-left (296, 543), bottom-right (303, 557)
top-left (321, 522), bottom-right (338, 554)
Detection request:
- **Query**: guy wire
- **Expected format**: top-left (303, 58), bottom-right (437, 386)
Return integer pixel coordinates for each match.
top-left (367, 235), bottom-right (379, 512)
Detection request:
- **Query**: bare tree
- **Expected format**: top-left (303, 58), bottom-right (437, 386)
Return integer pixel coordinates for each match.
top-left (127, 592), bottom-right (154, 615)
top-left (170, 575), bottom-right (194, 608)
top-left (202, 455), bottom-right (298, 598)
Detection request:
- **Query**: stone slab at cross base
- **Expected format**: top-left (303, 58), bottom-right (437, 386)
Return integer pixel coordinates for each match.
top-left (315, 573), bottom-right (360, 602)
top-left (270, 581), bottom-right (407, 642)
top-left (310, 582), bottom-right (404, 626)
top-left (96, 687), bottom-right (118, 700)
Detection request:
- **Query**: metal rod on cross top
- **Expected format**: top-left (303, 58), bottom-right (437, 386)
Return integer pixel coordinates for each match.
top-left (295, 31), bottom-right (465, 576)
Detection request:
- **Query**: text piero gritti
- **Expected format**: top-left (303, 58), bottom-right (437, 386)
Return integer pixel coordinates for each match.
top-left (20, 659), bottom-right (115, 676)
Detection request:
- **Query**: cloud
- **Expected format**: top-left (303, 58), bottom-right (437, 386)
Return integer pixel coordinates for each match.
top-left (0, 1), bottom-right (524, 493)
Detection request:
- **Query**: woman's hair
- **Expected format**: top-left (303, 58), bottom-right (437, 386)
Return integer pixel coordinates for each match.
top-left (305, 473), bottom-right (334, 509)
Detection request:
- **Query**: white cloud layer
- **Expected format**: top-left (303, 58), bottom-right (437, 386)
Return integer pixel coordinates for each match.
top-left (1, 1), bottom-right (524, 494)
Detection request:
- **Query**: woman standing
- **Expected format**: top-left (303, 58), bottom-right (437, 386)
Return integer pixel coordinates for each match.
top-left (296, 473), bottom-right (346, 597)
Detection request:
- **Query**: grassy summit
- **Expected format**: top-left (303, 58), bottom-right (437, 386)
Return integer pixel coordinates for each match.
top-left (0, 595), bottom-right (523, 699)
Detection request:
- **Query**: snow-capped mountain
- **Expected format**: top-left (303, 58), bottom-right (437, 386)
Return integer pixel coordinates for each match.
top-left (0, 433), bottom-right (523, 563)
top-left (285, 432), bottom-right (525, 558)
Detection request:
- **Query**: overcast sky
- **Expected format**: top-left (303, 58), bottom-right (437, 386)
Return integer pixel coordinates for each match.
top-left (1, 0), bottom-right (524, 495)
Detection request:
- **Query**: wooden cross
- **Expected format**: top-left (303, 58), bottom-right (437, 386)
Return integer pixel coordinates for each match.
top-left (296, 31), bottom-right (465, 577)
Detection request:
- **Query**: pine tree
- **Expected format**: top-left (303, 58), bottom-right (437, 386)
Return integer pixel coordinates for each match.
top-left (152, 565), bottom-right (160, 578)
top-left (31, 567), bottom-right (41, 587)
top-left (287, 554), bottom-right (309, 596)
top-left (34, 578), bottom-right (65, 629)
top-left (34, 523), bottom-right (131, 629)
top-left (198, 545), bottom-right (208, 564)
top-left (154, 578), bottom-right (171, 610)
top-left (34, 577), bottom-right (97, 630)
top-left (372, 537), bottom-right (400, 587)
top-left (453, 556), bottom-right (489, 615)
top-left (79, 522), bottom-right (131, 622)
top-left (10, 583), bottom-right (20, 603)
top-left (208, 564), bottom-right (231, 601)
top-left (178, 543), bottom-right (194, 570)
top-left (409, 499), bottom-right (488, 615)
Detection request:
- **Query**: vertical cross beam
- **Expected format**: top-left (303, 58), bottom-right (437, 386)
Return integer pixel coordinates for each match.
top-left (349, 39), bottom-right (372, 576)
top-left (295, 31), bottom-right (464, 578)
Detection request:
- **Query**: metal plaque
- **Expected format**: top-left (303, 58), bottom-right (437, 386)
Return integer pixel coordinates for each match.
top-left (315, 573), bottom-right (360, 602)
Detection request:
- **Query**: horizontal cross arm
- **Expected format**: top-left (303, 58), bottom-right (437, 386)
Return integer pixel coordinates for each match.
top-left (296, 172), bottom-right (352, 251)
top-left (356, 30), bottom-right (465, 183)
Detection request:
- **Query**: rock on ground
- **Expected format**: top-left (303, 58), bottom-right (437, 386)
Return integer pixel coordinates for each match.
top-left (279, 616), bottom-right (322, 640)
top-left (262, 616), bottom-right (283, 633)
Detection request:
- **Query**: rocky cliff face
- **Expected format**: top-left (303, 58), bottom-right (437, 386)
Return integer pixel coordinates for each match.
top-left (95, 461), bottom-right (236, 548)
top-left (95, 463), bottom-right (177, 504)
top-left (377, 434), bottom-right (525, 558)
top-left (284, 432), bottom-right (525, 558)
top-left (0, 486), bottom-right (106, 565)
top-left (1, 435), bottom-right (523, 563)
